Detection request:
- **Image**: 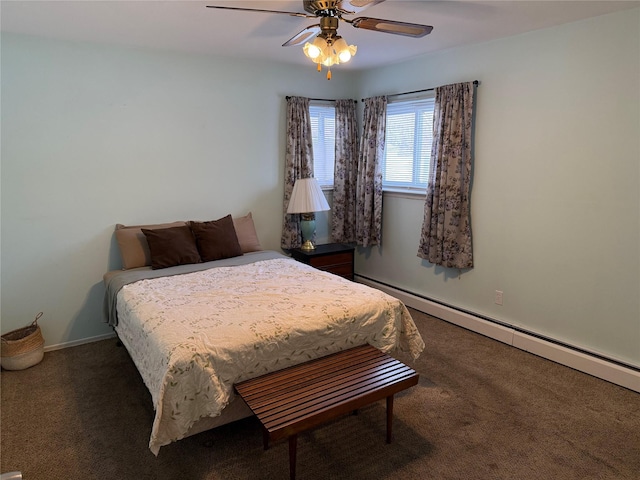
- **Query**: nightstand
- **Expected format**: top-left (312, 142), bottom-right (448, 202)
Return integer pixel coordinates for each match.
top-left (291, 243), bottom-right (355, 281)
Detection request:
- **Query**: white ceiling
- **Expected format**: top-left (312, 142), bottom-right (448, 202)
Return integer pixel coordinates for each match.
top-left (2, 1), bottom-right (638, 70)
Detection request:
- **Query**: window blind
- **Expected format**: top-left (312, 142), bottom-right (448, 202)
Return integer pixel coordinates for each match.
top-left (383, 97), bottom-right (435, 190)
top-left (309, 104), bottom-right (335, 189)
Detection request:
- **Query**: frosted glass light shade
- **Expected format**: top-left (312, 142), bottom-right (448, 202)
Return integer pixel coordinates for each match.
top-left (287, 178), bottom-right (330, 214)
top-left (304, 37), bottom-right (328, 61)
top-left (333, 37), bottom-right (357, 63)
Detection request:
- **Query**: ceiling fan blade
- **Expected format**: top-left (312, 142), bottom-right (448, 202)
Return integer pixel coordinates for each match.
top-left (205, 5), bottom-right (314, 19)
top-left (337, 0), bottom-right (385, 15)
top-left (283, 25), bottom-right (322, 47)
top-left (350, 17), bottom-right (433, 37)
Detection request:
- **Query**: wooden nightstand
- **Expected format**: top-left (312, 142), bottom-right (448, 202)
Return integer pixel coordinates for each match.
top-left (291, 243), bottom-right (355, 281)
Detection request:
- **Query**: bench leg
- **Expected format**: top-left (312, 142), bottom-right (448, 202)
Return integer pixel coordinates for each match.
top-left (386, 395), bottom-right (394, 444)
top-left (263, 429), bottom-right (269, 450)
top-left (289, 434), bottom-right (297, 480)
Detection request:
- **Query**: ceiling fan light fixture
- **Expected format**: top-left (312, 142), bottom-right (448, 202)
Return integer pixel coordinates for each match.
top-left (303, 33), bottom-right (357, 78)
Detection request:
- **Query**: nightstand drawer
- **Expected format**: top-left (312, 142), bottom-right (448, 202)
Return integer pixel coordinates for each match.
top-left (308, 252), bottom-right (353, 268)
top-left (291, 243), bottom-right (355, 281)
top-left (317, 263), bottom-right (353, 278)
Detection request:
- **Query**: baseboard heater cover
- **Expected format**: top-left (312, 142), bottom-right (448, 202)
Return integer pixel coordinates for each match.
top-left (356, 276), bottom-right (640, 393)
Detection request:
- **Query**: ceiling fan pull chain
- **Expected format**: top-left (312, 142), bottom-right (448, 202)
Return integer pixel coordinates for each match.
top-left (327, 68), bottom-right (332, 80)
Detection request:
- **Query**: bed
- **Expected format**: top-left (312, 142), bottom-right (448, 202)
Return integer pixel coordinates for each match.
top-left (103, 215), bottom-right (425, 455)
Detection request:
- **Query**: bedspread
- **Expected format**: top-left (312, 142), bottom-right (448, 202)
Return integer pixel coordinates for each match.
top-left (113, 255), bottom-right (425, 454)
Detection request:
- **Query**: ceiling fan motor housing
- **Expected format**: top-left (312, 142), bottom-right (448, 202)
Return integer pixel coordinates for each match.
top-left (319, 16), bottom-right (339, 39)
top-left (305, 1), bottom-right (341, 16)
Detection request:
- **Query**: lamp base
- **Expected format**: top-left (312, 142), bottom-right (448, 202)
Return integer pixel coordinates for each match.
top-left (300, 217), bottom-right (316, 250)
top-left (300, 239), bottom-right (316, 251)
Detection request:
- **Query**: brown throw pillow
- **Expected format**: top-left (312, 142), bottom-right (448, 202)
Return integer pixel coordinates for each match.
top-left (141, 225), bottom-right (201, 269)
top-left (190, 214), bottom-right (243, 262)
top-left (115, 221), bottom-right (187, 269)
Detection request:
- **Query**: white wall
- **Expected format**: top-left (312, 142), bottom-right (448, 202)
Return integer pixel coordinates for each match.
top-left (354, 9), bottom-right (640, 367)
top-left (0, 34), bottom-right (356, 347)
top-left (2, 8), bottom-right (638, 369)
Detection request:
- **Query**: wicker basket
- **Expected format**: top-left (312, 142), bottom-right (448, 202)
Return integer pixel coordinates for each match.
top-left (1, 313), bottom-right (45, 371)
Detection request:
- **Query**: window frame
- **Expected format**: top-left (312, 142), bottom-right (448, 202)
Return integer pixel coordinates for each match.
top-left (381, 93), bottom-right (435, 194)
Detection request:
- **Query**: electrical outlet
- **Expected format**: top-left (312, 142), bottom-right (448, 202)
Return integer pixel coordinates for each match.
top-left (495, 290), bottom-right (503, 306)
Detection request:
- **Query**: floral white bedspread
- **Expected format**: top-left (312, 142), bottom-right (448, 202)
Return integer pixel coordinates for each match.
top-left (115, 256), bottom-right (425, 455)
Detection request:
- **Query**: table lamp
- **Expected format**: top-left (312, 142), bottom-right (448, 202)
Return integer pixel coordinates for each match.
top-left (287, 177), bottom-right (330, 250)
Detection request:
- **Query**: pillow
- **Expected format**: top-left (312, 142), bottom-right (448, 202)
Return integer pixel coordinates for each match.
top-left (190, 214), bottom-right (243, 262)
top-left (115, 221), bottom-right (187, 269)
top-left (232, 212), bottom-right (262, 253)
top-left (141, 225), bottom-right (201, 269)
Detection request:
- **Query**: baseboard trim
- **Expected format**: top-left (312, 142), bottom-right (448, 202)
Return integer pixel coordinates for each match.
top-left (357, 276), bottom-right (640, 393)
top-left (44, 332), bottom-right (117, 352)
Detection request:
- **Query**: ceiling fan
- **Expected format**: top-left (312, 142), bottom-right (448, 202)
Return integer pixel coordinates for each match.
top-left (206, 1), bottom-right (433, 79)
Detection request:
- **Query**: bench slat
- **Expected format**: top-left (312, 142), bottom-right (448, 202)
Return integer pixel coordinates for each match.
top-left (236, 345), bottom-right (383, 397)
top-left (255, 363), bottom-right (414, 418)
top-left (243, 356), bottom-right (400, 409)
top-left (262, 371), bottom-right (417, 431)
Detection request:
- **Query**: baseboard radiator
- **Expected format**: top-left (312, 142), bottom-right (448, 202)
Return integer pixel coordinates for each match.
top-left (356, 276), bottom-right (640, 393)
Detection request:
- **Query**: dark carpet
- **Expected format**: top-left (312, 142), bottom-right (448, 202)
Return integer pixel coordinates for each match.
top-left (2, 308), bottom-right (639, 479)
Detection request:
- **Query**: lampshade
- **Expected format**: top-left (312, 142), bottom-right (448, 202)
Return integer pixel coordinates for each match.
top-left (287, 178), bottom-right (330, 214)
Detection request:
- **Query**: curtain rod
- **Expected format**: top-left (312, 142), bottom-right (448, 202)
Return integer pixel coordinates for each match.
top-left (285, 96), bottom-right (358, 103)
top-left (361, 80), bottom-right (479, 102)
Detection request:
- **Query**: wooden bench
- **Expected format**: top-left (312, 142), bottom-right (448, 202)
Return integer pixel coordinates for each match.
top-left (234, 344), bottom-right (419, 480)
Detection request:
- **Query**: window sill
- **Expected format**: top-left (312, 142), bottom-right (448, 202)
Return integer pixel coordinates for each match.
top-left (320, 187), bottom-right (424, 200)
top-left (382, 188), bottom-right (426, 199)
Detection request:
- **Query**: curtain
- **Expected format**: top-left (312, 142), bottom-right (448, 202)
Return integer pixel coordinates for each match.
top-left (331, 99), bottom-right (358, 243)
top-left (417, 82), bottom-right (476, 268)
top-left (281, 96), bottom-right (314, 250)
top-left (355, 96), bottom-right (387, 247)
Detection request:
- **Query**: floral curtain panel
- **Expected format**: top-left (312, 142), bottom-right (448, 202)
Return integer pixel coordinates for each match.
top-left (331, 99), bottom-right (358, 243)
top-left (356, 96), bottom-right (387, 247)
top-left (281, 96), bottom-right (314, 250)
top-left (417, 82), bottom-right (476, 268)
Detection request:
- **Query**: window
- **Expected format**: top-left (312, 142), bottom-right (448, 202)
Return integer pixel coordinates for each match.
top-left (382, 95), bottom-right (435, 191)
top-left (309, 103), bottom-right (335, 189)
